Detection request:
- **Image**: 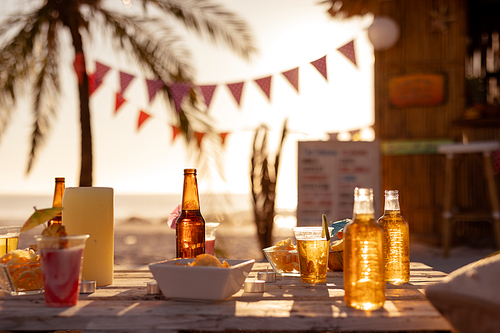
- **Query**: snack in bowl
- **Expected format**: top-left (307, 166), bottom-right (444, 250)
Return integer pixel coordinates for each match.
top-left (149, 257), bottom-right (255, 301)
top-left (328, 231), bottom-right (344, 271)
top-left (188, 254), bottom-right (229, 267)
top-left (0, 249), bottom-right (43, 295)
top-left (262, 238), bottom-right (300, 276)
top-left (0, 208), bottom-right (67, 296)
top-left (326, 219), bottom-right (350, 272)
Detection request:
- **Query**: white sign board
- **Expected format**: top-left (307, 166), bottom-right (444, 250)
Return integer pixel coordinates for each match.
top-left (297, 140), bottom-right (381, 226)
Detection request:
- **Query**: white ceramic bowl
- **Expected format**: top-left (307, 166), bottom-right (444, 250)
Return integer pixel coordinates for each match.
top-left (149, 258), bottom-right (255, 301)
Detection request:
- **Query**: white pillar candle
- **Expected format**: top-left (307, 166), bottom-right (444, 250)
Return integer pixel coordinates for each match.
top-left (62, 187), bottom-right (114, 286)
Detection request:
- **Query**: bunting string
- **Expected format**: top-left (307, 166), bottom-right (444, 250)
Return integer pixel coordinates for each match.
top-left (84, 40), bottom-right (359, 148)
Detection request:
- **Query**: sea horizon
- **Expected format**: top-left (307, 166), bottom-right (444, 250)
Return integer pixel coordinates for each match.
top-left (0, 192), bottom-right (258, 225)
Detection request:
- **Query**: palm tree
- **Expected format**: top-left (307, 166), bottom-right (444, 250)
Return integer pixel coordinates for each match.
top-left (250, 119), bottom-right (288, 250)
top-left (0, 0), bottom-right (256, 186)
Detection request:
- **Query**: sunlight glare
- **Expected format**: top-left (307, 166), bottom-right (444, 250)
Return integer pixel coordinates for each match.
top-left (0, 0), bottom-right (374, 218)
top-left (274, 214), bottom-right (297, 228)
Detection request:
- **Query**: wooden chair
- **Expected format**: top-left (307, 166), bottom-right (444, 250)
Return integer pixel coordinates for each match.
top-left (438, 141), bottom-right (500, 257)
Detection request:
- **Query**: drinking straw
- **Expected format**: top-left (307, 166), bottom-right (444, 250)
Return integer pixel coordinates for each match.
top-left (322, 214), bottom-right (331, 241)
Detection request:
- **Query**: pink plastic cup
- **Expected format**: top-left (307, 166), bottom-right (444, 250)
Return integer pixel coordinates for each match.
top-left (205, 223), bottom-right (220, 256)
top-left (35, 235), bottom-right (89, 307)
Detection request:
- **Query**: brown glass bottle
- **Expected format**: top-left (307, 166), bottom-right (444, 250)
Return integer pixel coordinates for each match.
top-left (344, 187), bottom-right (385, 310)
top-left (377, 190), bottom-right (410, 285)
top-left (176, 169), bottom-right (205, 258)
top-left (48, 177), bottom-right (65, 227)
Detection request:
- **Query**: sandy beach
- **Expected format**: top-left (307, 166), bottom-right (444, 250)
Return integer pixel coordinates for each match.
top-left (114, 212), bottom-right (497, 274)
top-left (114, 224), bottom-right (496, 273)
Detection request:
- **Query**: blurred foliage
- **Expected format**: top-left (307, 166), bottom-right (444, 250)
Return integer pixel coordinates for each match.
top-left (250, 119), bottom-right (288, 250)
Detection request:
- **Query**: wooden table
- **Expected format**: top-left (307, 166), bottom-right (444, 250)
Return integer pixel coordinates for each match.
top-left (0, 262), bottom-right (452, 332)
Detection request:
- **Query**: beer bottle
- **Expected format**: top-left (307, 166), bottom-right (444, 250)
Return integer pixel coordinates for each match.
top-left (377, 190), bottom-right (410, 284)
top-left (176, 169), bottom-right (205, 258)
top-left (48, 177), bottom-right (65, 227)
top-left (344, 187), bottom-right (385, 310)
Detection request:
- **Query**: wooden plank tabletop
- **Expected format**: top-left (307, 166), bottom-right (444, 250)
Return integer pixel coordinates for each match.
top-left (0, 262), bottom-right (452, 332)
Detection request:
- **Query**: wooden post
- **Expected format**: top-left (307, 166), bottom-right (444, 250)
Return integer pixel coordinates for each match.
top-left (442, 153), bottom-right (454, 257)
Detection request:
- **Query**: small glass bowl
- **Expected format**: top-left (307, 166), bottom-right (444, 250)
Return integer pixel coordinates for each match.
top-left (262, 246), bottom-right (300, 276)
top-left (0, 261), bottom-right (44, 296)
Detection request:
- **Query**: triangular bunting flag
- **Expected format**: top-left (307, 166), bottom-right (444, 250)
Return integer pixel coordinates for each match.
top-left (194, 132), bottom-right (205, 149)
top-left (310, 55), bottom-right (328, 81)
top-left (119, 71), bottom-right (135, 94)
top-left (115, 92), bottom-right (126, 114)
top-left (95, 61), bottom-right (111, 88)
top-left (146, 79), bottom-right (164, 103)
top-left (199, 85), bottom-right (217, 111)
top-left (226, 82), bottom-right (245, 107)
top-left (137, 110), bottom-right (151, 130)
top-left (73, 52), bottom-right (85, 85)
top-left (172, 125), bottom-right (181, 142)
top-left (337, 40), bottom-right (357, 66)
top-left (220, 132), bottom-right (229, 146)
top-left (281, 67), bottom-right (299, 93)
top-left (254, 76), bottom-right (272, 101)
top-left (88, 73), bottom-right (96, 96)
top-left (170, 82), bottom-right (191, 113)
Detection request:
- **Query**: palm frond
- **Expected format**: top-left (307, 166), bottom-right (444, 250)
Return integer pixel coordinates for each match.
top-left (250, 121), bottom-right (288, 249)
top-left (93, 7), bottom-right (228, 176)
top-left (0, 2), bottom-right (63, 173)
top-left (1, 0), bottom-right (257, 189)
top-left (94, 9), bottom-right (211, 136)
top-left (91, 8), bottom-right (195, 82)
top-left (27, 18), bottom-right (61, 174)
top-left (142, 0), bottom-right (258, 60)
top-left (0, 12), bottom-right (40, 137)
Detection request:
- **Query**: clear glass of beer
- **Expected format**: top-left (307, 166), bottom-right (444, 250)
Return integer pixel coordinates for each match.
top-left (0, 226), bottom-right (21, 257)
top-left (293, 227), bottom-right (329, 284)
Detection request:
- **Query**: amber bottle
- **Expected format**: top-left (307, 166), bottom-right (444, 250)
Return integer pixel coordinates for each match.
top-left (377, 190), bottom-right (410, 285)
top-left (48, 177), bottom-right (65, 227)
top-left (176, 169), bottom-right (205, 258)
top-left (343, 187), bottom-right (385, 310)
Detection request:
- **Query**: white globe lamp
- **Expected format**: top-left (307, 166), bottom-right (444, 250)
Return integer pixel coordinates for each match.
top-left (368, 16), bottom-right (400, 51)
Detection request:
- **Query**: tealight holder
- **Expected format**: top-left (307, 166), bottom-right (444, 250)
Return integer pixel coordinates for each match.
top-left (244, 278), bottom-right (265, 293)
top-left (257, 269), bottom-right (276, 283)
top-left (147, 280), bottom-right (160, 295)
top-left (80, 280), bottom-right (96, 294)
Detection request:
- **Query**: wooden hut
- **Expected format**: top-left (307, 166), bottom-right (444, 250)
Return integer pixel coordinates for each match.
top-left (369, 0), bottom-right (500, 247)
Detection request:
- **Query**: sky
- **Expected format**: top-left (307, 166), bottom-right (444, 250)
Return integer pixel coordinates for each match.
top-left (0, 0), bottom-right (374, 210)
